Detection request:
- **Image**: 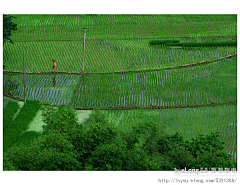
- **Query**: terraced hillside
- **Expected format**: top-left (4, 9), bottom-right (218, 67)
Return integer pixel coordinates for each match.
top-left (3, 14), bottom-right (237, 162)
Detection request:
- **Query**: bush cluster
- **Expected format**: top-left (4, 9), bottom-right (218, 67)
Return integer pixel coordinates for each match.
top-left (4, 105), bottom-right (237, 171)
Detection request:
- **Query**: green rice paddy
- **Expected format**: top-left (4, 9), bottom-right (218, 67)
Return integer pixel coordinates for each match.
top-left (3, 14), bottom-right (237, 161)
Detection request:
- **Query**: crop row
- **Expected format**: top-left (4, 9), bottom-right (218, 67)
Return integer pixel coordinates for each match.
top-left (3, 38), bottom-right (236, 73)
top-left (3, 73), bottom-right (80, 105)
top-left (10, 14), bottom-right (237, 41)
top-left (3, 57), bottom-right (237, 108)
top-left (3, 101), bottom-right (19, 130)
top-left (70, 57), bottom-right (236, 108)
top-left (3, 100), bottom-right (41, 152)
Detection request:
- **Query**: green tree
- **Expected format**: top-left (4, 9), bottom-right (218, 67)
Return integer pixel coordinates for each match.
top-left (155, 132), bottom-right (193, 170)
top-left (3, 155), bottom-right (19, 171)
top-left (42, 104), bottom-right (82, 143)
top-left (186, 132), bottom-right (236, 169)
top-left (5, 104), bottom-right (236, 171)
top-left (76, 118), bottom-right (118, 165)
top-left (4, 131), bottom-right (82, 170)
top-left (3, 15), bottom-right (17, 45)
top-left (87, 141), bottom-right (127, 170)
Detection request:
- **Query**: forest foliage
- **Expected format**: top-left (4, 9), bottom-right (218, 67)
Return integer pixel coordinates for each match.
top-left (4, 104), bottom-right (236, 171)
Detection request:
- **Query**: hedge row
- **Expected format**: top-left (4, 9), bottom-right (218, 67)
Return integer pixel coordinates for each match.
top-left (149, 40), bottom-right (180, 46)
top-left (181, 41), bottom-right (236, 47)
top-left (149, 40), bottom-right (237, 47)
top-left (3, 102), bottom-right (19, 130)
top-left (3, 100), bottom-right (41, 152)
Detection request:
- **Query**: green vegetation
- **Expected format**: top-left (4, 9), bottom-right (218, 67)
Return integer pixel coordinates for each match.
top-left (104, 103), bottom-right (237, 161)
top-left (3, 37), bottom-right (236, 72)
top-left (4, 131), bottom-right (82, 171)
top-left (3, 14), bottom-right (237, 171)
top-left (3, 95), bottom-right (23, 109)
top-left (3, 100), bottom-right (41, 152)
top-left (71, 57), bottom-right (236, 108)
top-left (3, 101), bottom-right (19, 129)
top-left (149, 40), bottom-right (180, 46)
top-left (8, 14), bottom-right (237, 41)
top-left (4, 107), bottom-right (236, 171)
top-left (3, 15), bottom-right (18, 45)
top-left (3, 56), bottom-right (236, 107)
top-left (149, 40), bottom-right (237, 47)
top-left (180, 41), bottom-right (237, 47)
top-left (14, 131), bottom-right (41, 147)
top-left (3, 14), bottom-right (237, 72)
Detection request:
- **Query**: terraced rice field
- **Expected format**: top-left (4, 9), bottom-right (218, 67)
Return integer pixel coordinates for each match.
top-left (3, 38), bottom-right (236, 73)
top-left (3, 56), bottom-right (237, 108)
top-left (3, 14), bottom-right (237, 161)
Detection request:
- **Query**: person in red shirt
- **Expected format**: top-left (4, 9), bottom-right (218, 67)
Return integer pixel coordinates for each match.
top-left (52, 59), bottom-right (56, 72)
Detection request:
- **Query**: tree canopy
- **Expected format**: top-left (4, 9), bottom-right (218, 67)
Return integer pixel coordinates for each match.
top-left (3, 104), bottom-right (237, 171)
top-left (3, 15), bottom-right (17, 45)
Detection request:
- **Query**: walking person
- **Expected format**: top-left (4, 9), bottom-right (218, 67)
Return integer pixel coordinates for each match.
top-left (52, 59), bottom-right (56, 72)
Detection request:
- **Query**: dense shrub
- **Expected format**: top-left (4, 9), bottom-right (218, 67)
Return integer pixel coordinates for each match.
top-left (76, 120), bottom-right (118, 163)
top-left (42, 104), bottom-right (78, 135)
top-left (186, 132), bottom-right (236, 169)
top-left (3, 155), bottom-right (18, 171)
top-left (88, 142), bottom-right (127, 170)
top-left (5, 131), bottom-right (82, 170)
top-left (4, 106), bottom-right (237, 171)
